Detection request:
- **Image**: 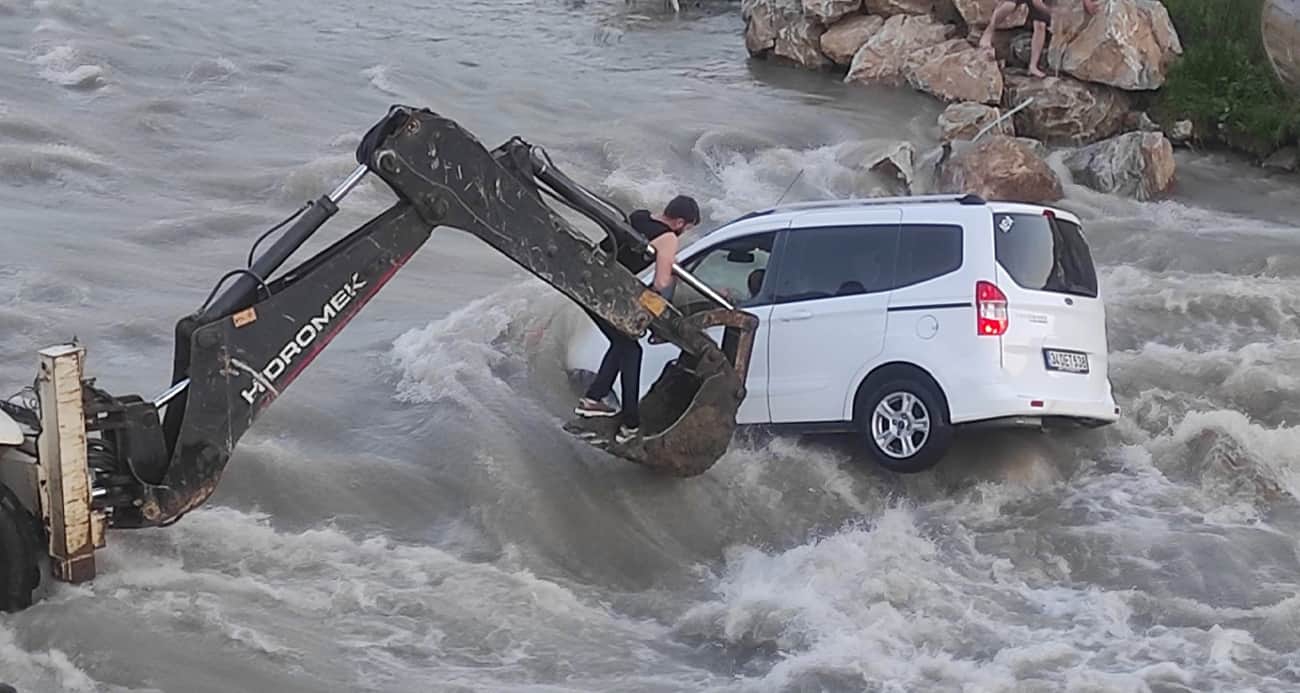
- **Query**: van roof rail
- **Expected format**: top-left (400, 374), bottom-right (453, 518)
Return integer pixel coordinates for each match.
top-left (732, 193), bottom-right (986, 222)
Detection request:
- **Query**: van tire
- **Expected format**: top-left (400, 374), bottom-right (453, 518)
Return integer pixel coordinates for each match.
top-left (0, 482), bottom-right (41, 612)
top-left (854, 368), bottom-right (954, 474)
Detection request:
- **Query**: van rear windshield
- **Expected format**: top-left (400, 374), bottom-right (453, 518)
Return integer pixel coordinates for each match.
top-left (993, 213), bottom-right (1099, 298)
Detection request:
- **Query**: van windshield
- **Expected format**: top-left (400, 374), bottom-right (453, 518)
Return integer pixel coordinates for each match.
top-left (993, 213), bottom-right (1099, 298)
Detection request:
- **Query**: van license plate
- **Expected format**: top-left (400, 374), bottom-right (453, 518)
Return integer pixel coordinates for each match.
top-left (1044, 349), bottom-right (1089, 373)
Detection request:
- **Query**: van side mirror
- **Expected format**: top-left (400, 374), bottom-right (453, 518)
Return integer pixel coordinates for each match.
top-left (726, 249), bottom-right (755, 263)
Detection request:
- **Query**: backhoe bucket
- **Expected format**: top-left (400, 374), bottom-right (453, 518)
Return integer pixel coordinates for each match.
top-left (564, 308), bottom-right (759, 476)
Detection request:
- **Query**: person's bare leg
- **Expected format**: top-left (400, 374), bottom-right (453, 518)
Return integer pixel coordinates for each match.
top-left (980, 1), bottom-right (1018, 50)
top-left (1028, 19), bottom-right (1047, 76)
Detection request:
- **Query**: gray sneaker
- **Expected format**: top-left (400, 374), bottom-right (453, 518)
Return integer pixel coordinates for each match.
top-left (614, 425), bottom-right (640, 445)
top-left (575, 397), bottom-right (619, 418)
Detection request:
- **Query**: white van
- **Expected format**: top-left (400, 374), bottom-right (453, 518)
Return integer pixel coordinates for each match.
top-left (564, 194), bottom-right (1120, 473)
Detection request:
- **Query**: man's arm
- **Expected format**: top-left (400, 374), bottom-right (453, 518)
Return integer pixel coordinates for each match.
top-left (649, 233), bottom-right (678, 293)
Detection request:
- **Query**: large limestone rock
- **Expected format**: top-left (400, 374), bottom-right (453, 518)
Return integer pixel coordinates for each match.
top-left (907, 38), bottom-right (1004, 104)
top-left (867, 141), bottom-right (916, 191)
top-left (743, 0), bottom-right (832, 70)
top-left (864, 0), bottom-right (940, 15)
top-left (953, 0), bottom-right (1027, 29)
top-left (1013, 136), bottom-right (1048, 158)
top-left (938, 102), bottom-right (1013, 141)
top-left (1003, 72), bottom-right (1131, 145)
top-left (774, 16), bottom-right (832, 69)
top-left (899, 33), bottom-right (958, 77)
top-left (1063, 131), bottom-right (1176, 200)
top-left (803, 0), bottom-right (861, 24)
top-left (1263, 0), bottom-right (1300, 96)
top-left (939, 135), bottom-right (1063, 203)
top-left (1123, 110), bottom-right (1161, 133)
top-left (821, 14), bottom-right (885, 65)
top-left (744, 0), bottom-right (786, 54)
top-left (1048, 0), bottom-right (1184, 90)
top-left (845, 13), bottom-right (956, 86)
top-left (832, 140), bottom-right (918, 194)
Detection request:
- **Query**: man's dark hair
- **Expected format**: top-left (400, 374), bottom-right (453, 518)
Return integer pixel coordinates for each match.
top-left (664, 195), bottom-right (701, 225)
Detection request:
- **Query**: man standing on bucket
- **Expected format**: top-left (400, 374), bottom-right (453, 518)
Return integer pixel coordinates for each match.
top-left (573, 195), bottom-right (700, 445)
top-left (980, 0), bottom-right (1100, 78)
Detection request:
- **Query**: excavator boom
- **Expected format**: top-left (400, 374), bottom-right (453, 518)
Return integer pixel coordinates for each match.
top-left (18, 105), bottom-right (757, 535)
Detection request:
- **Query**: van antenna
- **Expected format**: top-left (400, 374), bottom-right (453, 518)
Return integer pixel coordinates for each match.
top-left (774, 169), bottom-right (804, 207)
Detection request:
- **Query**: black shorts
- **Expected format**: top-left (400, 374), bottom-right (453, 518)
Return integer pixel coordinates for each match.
top-left (1015, 0), bottom-right (1051, 25)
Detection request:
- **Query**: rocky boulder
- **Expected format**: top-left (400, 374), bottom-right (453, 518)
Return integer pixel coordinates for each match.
top-left (939, 135), bottom-right (1063, 203)
top-left (864, 0), bottom-right (942, 15)
top-left (1048, 0), bottom-right (1184, 91)
top-left (1168, 119), bottom-right (1194, 144)
top-left (743, 0), bottom-right (831, 70)
top-left (938, 102), bottom-right (1013, 141)
top-left (821, 14), bottom-right (884, 65)
top-left (907, 38), bottom-right (1004, 104)
top-left (866, 140), bottom-right (916, 191)
top-left (743, 0), bottom-right (782, 52)
top-left (832, 140), bottom-right (918, 194)
top-left (1013, 136), bottom-right (1048, 158)
top-left (846, 13), bottom-right (956, 86)
top-left (1123, 111), bottom-right (1161, 133)
top-left (953, 0), bottom-right (1026, 29)
top-left (1003, 72), bottom-right (1130, 145)
top-left (1063, 131), bottom-right (1176, 200)
top-left (803, 0), bottom-right (861, 24)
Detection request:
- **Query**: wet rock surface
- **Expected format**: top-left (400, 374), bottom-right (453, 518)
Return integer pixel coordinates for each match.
top-left (938, 102), bottom-right (1012, 141)
top-left (739, 0), bottom-right (1200, 187)
top-left (820, 13), bottom-right (884, 65)
top-left (1003, 72), bottom-right (1131, 145)
top-left (844, 13), bottom-right (955, 86)
top-left (1048, 0), bottom-right (1184, 91)
top-left (938, 134), bottom-right (1064, 203)
top-left (1064, 130), bottom-right (1177, 200)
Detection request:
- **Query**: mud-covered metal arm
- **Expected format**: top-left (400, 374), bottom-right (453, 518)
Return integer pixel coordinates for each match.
top-left (355, 105), bottom-right (715, 346)
top-left (88, 198), bottom-right (437, 528)
top-left (87, 104), bottom-right (754, 529)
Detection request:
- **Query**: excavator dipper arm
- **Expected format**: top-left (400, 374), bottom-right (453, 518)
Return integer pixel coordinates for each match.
top-left (77, 105), bottom-right (757, 529)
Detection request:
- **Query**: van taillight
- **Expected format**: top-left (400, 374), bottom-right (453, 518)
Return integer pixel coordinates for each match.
top-left (976, 280), bottom-right (1008, 336)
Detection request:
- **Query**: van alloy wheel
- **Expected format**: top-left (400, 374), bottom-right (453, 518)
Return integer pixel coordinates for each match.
top-left (855, 368), bottom-right (954, 474)
top-left (871, 391), bottom-right (931, 459)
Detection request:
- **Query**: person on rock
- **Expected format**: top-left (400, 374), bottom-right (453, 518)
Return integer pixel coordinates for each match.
top-left (979, 0), bottom-right (1100, 78)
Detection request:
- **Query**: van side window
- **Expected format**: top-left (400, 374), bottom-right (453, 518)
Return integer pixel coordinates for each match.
top-left (895, 224), bottom-right (963, 288)
top-left (773, 225), bottom-right (899, 304)
top-left (673, 231), bottom-right (776, 310)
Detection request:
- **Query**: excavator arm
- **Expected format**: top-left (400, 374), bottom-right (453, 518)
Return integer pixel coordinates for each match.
top-left (47, 105), bottom-right (758, 531)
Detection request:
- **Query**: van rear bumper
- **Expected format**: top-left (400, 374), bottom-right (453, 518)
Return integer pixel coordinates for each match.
top-left (951, 383), bottom-right (1121, 427)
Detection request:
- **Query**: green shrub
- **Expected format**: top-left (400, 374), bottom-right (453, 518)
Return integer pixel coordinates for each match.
top-left (1154, 0), bottom-right (1300, 155)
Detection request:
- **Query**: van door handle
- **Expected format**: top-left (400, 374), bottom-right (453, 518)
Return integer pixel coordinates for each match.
top-left (779, 310), bottom-right (813, 322)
